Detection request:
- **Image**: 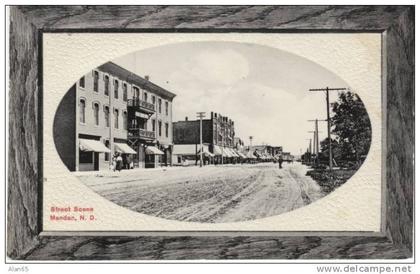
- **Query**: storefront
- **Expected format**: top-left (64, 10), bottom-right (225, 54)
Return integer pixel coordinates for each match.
top-left (78, 138), bottom-right (111, 171)
top-left (114, 142), bottom-right (137, 169)
top-left (172, 144), bottom-right (213, 166)
top-left (145, 146), bottom-right (165, 168)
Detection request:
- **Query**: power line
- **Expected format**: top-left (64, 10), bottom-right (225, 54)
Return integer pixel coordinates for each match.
top-left (309, 87), bottom-right (347, 172)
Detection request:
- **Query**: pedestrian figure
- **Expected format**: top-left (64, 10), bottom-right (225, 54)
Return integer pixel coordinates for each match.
top-left (116, 153), bottom-right (123, 172)
top-left (112, 154), bottom-right (117, 172)
top-left (278, 157), bottom-right (283, 169)
top-left (122, 155), bottom-right (128, 169)
top-left (127, 157), bottom-right (132, 169)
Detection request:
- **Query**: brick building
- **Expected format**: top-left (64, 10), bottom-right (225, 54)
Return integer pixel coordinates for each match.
top-left (54, 62), bottom-right (176, 171)
top-left (172, 112), bottom-right (237, 164)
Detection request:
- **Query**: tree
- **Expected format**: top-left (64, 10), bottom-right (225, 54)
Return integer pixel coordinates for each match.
top-left (320, 91), bottom-right (372, 167)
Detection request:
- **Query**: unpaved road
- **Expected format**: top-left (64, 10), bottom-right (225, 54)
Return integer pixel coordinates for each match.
top-left (78, 162), bottom-right (325, 223)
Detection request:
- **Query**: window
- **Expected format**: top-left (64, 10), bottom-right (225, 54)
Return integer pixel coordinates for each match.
top-left (152, 95), bottom-right (156, 105)
top-left (158, 98), bottom-right (162, 113)
top-left (93, 103), bottom-right (99, 126)
top-left (104, 106), bottom-right (110, 127)
top-left (114, 79), bottom-right (119, 99)
top-left (79, 99), bottom-right (86, 123)
top-left (143, 92), bottom-right (148, 102)
top-left (93, 71), bottom-right (99, 92)
top-left (104, 75), bottom-right (109, 96)
top-left (79, 151), bottom-right (93, 163)
top-left (79, 76), bottom-right (85, 88)
top-left (133, 86), bottom-right (139, 99)
top-left (165, 123), bottom-right (169, 138)
top-left (123, 111), bottom-right (127, 130)
top-left (158, 121), bottom-right (162, 137)
top-left (165, 101), bottom-right (169, 116)
top-left (123, 83), bottom-right (127, 101)
top-left (152, 119), bottom-right (156, 132)
top-left (114, 109), bottom-right (119, 129)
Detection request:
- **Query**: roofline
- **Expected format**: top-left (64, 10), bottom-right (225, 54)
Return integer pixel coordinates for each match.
top-left (97, 62), bottom-right (177, 100)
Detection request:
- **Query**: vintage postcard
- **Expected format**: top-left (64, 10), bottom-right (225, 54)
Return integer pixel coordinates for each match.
top-left (41, 32), bottom-right (382, 233)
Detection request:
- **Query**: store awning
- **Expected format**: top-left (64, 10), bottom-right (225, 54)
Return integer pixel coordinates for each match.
top-left (222, 148), bottom-right (231, 157)
top-left (236, 151), bottom-right (246, 158)
top-left (159, 141), bottom-right (172, 149)
top-left (213, 145), bottom-right (222, 156)
top-left (173, 144), bottom-right (197, 156)
top-left (115, 143), bottom-right (137, 154)
top-left (246, 150), bottom-right (257, 159)
top-left (173, 144), bottom-right (214, 157)
top-left (198, 145), bottom-right (214, 157)
top-left (79, 139), bottom-right (110, 153)
top-left (145, 146), bottom-right (165, 155)
top-left (229, 148), bottom-right (240, 157)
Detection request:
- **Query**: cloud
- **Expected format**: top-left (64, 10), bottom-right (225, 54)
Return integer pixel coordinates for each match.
top-left (169, 49), bottom-right (250, 88)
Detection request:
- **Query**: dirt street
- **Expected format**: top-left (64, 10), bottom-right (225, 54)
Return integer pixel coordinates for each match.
top-left (78, 162), bottom-right (325, 223)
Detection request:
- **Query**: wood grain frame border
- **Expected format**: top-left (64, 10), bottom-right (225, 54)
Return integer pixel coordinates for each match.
top-left (7, 5), bottom-right (414, 260)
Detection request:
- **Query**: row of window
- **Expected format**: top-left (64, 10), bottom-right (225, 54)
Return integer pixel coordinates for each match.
top-left (79, 73), bottom-right (128, 102)
top-left (150, 119), bottom-right (169, 138)
top-left (78, 98), bottom-right (170, 138)
top-left (79, 72), bottom-right (170, 116)
top-left (132, 87), bottom-right (170, 116)
top-left (79, 99), bottom-right (127, 130)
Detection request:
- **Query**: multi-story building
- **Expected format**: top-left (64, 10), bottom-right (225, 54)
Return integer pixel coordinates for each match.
top-left (172, 112), bottom-right (237, 164)
top-left (54, 62), bottom-right (176, 171)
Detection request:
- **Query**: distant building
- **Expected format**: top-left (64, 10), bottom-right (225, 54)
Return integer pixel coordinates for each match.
top-left (172, 112), bottom-right (236, 164)
top-left (234, 137), bottom-right (245, 150)
top-left (54, 62), bottom-right (176, 171)
top-left (271, 146), bottom-right (283, 156)
top-left (252, 145), bottom-right (282, 156)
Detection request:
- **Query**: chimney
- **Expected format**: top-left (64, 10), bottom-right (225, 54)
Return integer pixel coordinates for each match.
top-left (145, 75), bottom-right (150, 81)
top-left (185, 117), bottom-right (188, 121)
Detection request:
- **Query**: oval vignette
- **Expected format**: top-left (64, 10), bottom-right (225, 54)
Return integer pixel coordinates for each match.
top-left (53, 41), bottom-right (372, 223)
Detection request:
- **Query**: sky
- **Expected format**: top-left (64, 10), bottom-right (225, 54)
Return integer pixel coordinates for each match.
top-left (114, 41), bottom-right (349, 155)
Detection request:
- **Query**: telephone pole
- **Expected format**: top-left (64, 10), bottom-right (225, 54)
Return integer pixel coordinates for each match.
top-left (249, 136), bottom-right (253, 163)
top-left (308, 131), bottom-right (317, 165)
top-left (249, 136), bottom-right (253, 149)
top-left (306, 138), bottom-right (312, 165)
top-left (309, 87), bottom-right (347, 172)
top-left (196, 112), bottom-right (206, 167)
top-left (308, 119), bottom-right (325, 166)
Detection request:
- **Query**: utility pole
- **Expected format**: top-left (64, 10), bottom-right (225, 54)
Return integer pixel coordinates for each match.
top-left (249, 136), bottom-right (253, 150)
top-left (309, 87), bottom-right (347, 172)
top-left (306, 138), bottom-right (312, 165)
top-left (308, 131), bottom-right (316, 165)
top-left (196, 112), bottom-right (206, 167)
top-left (308, 119), bottom-right (325, 166)
top-left (249, 136), bottom-right (253, 163)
